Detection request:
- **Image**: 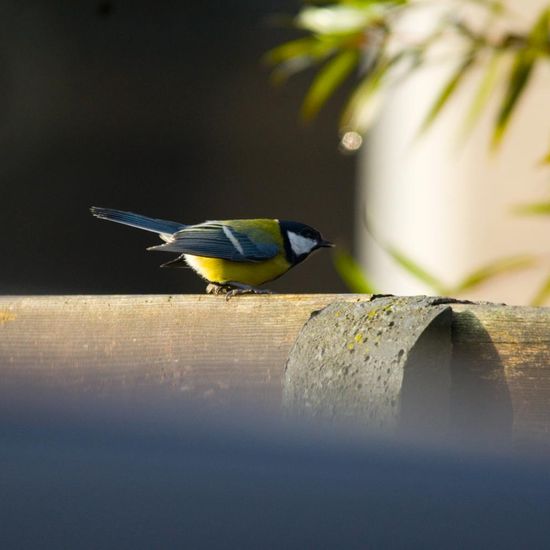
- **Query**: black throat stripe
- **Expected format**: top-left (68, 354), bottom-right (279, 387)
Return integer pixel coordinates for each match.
top-left (281, 226), bottom-right (296, 264)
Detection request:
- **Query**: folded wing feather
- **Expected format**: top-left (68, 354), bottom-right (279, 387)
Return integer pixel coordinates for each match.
top-left (147, 222), bottom-right (278, 262)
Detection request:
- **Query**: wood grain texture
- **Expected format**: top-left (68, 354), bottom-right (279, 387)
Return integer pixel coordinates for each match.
top-left (451, 304), bottom-right (550, 445)
top-left (0, 294), bottom-right (367, 410)
top-left (2, 294), bottom-right (550, 444)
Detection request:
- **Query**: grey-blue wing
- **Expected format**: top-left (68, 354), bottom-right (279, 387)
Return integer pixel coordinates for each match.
top-left (147, 223), bottom-right (279, 262)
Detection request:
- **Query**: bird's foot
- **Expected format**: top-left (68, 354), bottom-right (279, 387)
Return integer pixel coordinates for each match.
top-left (206, 283), bottom-right (234, 295)
top-left (205, 282), bottom-right (273, 300)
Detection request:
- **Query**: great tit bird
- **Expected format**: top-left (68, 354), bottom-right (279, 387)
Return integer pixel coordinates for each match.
top-left (91, 207), bottom-right (333, 296)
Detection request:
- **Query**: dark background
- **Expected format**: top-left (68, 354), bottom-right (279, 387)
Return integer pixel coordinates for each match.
top-left (0, 0), bottom-right (354, 294)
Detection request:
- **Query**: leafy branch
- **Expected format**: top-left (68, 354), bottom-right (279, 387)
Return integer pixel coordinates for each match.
top-left (333, 246), bottom-right (536, 298)
top-left (268, 1), bottom-right (550, 304)
top-left (266, 0), bottom-right (550, 153)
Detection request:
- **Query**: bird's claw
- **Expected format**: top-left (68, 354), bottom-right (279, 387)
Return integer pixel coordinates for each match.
top-left (205, 283), bottom-right (273, 300)
top-left (206, 283), bottom-right (232, 295)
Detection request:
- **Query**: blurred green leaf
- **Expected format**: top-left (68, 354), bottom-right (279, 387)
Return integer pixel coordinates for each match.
top-left (461, 50), bottom-right (502, 139)
top-left (542, 150), bottom-right (550, 164)
top-left (420, 52), bottom-right (477, 135)
top-left (302, 49), bottom-right (360, 120)
top-left (363, 212), bottom-right (534, 297)
top-left (529, 7), bottom-right (550, 47)
top-left (531, 273), bottom-right (550, 306)
top-left (491, 8), bottom-right (549, 147)
top-left (340, 53), bottom-right (406, 133)
top-left (338, 0), bottom-right (408, 5)
top-left (385, 246), bottom-right (448, 294)
top-left (340, 75), bottom-right (383, 132)
top-left (265, 37), bottom-right (338, 83)
top-left (270, 57), bottom-right (319, 84)
top-left (451, 255), bottom-right (535, 293)
top-left (296, 4), bottom-right (384, 35)
top-left (333, 250), bottom-right (378, 293)
top-left (265, 37), bottom-right (323, 65)
top-left (465, 0), bottom-right (505, 14)
top-left (514, 202), bottom-right (550, 215)
top-left (492, 50), bottom-right (534, 148)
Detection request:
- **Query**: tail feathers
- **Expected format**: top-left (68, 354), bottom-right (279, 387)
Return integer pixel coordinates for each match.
top-left (91, 207), bottom-right (185, 235)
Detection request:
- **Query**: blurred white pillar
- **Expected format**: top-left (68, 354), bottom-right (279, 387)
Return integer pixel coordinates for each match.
top-left (358, 0), bottom-right (550, 304)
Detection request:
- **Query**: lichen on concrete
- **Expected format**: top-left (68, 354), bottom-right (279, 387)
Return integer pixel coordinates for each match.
top-left (283, 296), bottom-right (453, 433)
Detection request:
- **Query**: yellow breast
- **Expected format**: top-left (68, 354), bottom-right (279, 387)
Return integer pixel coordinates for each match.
top-left (184, 254), bottom-right (291, 286)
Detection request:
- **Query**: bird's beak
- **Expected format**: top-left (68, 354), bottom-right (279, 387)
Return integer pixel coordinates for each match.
top-left (320, 239), bottom-right (335, 248)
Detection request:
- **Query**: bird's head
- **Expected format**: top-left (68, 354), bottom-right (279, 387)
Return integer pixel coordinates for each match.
top-left (279, 220), bottom-right (334, 265)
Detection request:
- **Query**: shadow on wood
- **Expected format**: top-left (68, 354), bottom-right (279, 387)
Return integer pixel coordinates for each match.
top-left (450, 310), bottom-right (513, 446)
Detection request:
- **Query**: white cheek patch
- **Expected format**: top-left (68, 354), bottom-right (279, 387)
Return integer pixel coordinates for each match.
top-left (222, 225), bottom-right (244, 255)
top-left (288, 231), bottom-right (317, 256)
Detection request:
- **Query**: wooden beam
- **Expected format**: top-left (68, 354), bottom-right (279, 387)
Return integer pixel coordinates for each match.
top-left (0, 294), bottom-right (366, 410)
top-left (2, 294), bottom-right (550, 446)
top-left (451, 303), bottom-right (550, 447)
